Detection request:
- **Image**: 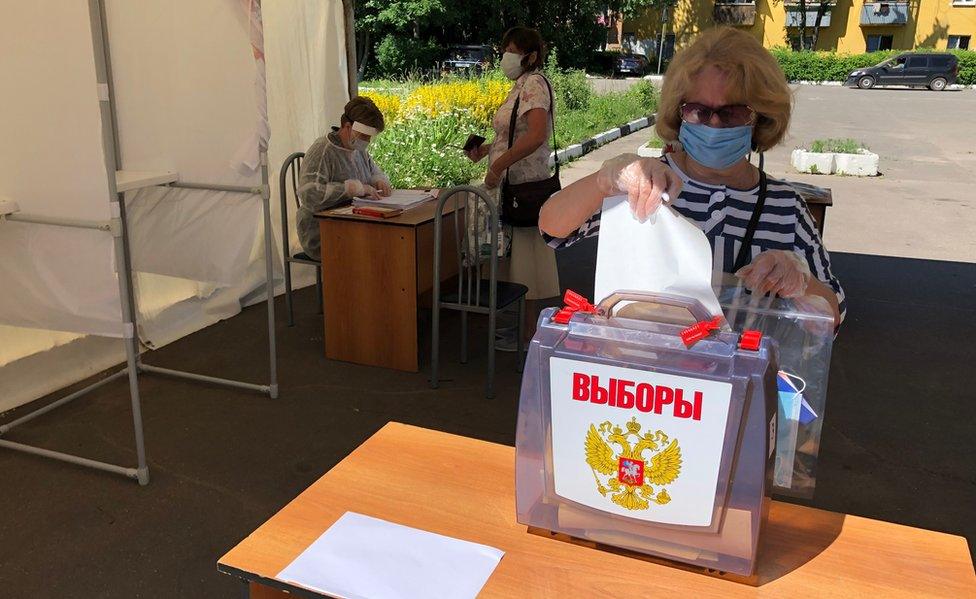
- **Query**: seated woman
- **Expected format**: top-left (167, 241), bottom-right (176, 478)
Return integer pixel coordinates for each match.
top-left (539, 27), bottom-right (845, 326)
top-left (297, 96), bottom-right (391, 260)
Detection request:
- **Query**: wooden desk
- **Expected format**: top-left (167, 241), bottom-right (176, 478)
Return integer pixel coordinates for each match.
top-left (219, 423), bottom-right (975, 598)
top-left (314, 199), bottom-right (461, 371)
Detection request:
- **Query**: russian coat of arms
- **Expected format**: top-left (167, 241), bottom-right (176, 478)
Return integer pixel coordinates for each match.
top-left (585, 417), bottom-right (682, 511)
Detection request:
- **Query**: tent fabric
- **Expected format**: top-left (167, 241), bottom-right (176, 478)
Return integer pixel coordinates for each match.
top-left (0, 0), bottom-right (349, 411)
top-left (0, 1), bottom-right (122, 338)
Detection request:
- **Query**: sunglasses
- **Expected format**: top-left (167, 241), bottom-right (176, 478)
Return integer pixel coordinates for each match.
top-left (680, 102), bottom-right (757, 128)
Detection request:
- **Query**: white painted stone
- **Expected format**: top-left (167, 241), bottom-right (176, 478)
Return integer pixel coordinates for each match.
top-left (834, 150), bottom-right (879, 176)
top-left (628, 117), bottom-right (650, 129)
top-left (791, 149), bottom-right (835, 175)
top-left (602, 129), bottom-right (622, 142)
top-left (637, 145), bottom-right (664, 158)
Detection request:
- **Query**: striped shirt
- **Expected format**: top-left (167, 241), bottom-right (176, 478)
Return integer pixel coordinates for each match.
top-left (545, 154), bottom-right (847, 323)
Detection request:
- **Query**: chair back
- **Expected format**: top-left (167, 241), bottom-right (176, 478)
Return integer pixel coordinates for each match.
top-left (432, 185), bottom-right (500, 310)
top-left (278, 152), bottom-right (305, 254)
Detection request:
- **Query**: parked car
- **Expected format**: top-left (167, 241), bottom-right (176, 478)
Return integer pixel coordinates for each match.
top-left (845, 53), bottom-right (958, 91)
top-left (614, 53), bottom-right (650, 77)
top-left (441, 45), bottom-right (493, 76)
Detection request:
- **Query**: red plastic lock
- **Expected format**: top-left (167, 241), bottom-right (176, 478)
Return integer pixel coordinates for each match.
top-left (552, 289), bottom-right (599, 324)
top-left (739, 330), bottom-right (763, 351)
top-left (679, 316), bottom-right (723, 348)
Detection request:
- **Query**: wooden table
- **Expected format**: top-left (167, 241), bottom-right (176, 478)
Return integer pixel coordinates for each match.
top-left (314, 198), bottom-right (461, 372)
top-left (218, 423), bottom-right (975, 598)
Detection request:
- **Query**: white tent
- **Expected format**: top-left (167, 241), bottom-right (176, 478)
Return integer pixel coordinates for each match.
top-left (0, 0), bottom-right (355, 483)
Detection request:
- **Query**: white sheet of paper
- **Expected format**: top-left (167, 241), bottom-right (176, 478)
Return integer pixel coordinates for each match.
top-left (594, 195), bottom-right (723, 317)
top-left (276, 512), bottom-right (504, 599)
top-left (353, 189), bottom-right (433, 209)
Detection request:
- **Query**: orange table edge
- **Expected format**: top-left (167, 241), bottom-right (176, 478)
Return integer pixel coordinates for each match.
top-left (218, 423), bottom-right (975, 598)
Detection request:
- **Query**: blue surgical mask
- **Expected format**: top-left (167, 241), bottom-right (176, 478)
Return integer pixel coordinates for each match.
top-left (678, 122), bottom-right (753, 170)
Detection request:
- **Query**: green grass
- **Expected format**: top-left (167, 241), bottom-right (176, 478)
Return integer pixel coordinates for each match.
top-left (809, 138), bottom-right (865, 154)
top-left (644, 132), bottom-right (665, 149)
top-left (365, 78), bottom-right (658, 188)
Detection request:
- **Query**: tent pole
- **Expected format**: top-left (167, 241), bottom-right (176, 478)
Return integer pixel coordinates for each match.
top-left (260, 151), bottom-right (279, 399)
top-left (88, 0), bottom-right (150, 484)
top-left (96, 0), bottom-right (143, 370)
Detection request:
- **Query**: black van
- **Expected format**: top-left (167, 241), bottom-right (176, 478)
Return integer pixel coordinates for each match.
top-left (845, 53), bottom-right (959, 91)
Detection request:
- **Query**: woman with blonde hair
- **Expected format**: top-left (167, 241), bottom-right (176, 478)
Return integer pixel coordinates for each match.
top-left (539, 27), bottom-right (845, 326)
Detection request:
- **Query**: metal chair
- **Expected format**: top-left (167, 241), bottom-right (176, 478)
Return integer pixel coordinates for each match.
top-left (430, 185), bottom-right (528, 398)
top-left (279, 151), bottom-right (323, 326)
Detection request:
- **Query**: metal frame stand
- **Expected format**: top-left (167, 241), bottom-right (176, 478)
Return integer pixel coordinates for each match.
top-left (0, 0), bottom-right (278, 485)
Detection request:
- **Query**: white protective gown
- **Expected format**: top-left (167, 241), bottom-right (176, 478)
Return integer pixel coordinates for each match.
top-left (296, 130), bottom-right (388, 260)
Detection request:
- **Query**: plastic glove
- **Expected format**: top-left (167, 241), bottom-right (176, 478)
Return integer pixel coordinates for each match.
top-left (343, 179), bottom-right (379, 200)
top-left (737, 250), bottom-right (811, 298)
top-left (373, 178), bottom-right (392, 197)
top-left (595, 153), bottom-right (683, 222)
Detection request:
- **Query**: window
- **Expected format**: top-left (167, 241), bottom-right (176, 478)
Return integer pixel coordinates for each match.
top-left (906, 56), bottom-right (927, 68)
top-left (948, 35), bottom-right (971, 50)
top-left (866, 34), bottom-right (894, 52)
top-left (930, 56), bottom-right (952, 67)
top-left (951, 0), bottom-right (975, 6)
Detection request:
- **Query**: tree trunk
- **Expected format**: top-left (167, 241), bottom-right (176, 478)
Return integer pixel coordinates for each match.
top-left (357, 29), bottom-right (370, 81)
top-left (811, 2), bottom-right (830, 50)
top-left (798, 0), bottom-right (808, 50)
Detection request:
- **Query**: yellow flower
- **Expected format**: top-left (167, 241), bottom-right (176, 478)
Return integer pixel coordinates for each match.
top-left (360, 91), bottom-right (402, 123)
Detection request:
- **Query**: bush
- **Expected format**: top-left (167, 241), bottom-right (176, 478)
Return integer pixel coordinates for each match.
top-left (369, 110), bottom-right (490, 188)
top-left (374, 35), bottom-right (441, 79)
top-left (359, 91), bottom-right (402, 123)
top-left (544, 49), bottom-right (592, 112)
top-left (403, 79), bottom-right (509, 128)
top-left (809, 138), bottom-right (865, 153)
top-left (770, 48), bottom-right (976, 85)
top-left (629, 80), bottom-right (659, 114)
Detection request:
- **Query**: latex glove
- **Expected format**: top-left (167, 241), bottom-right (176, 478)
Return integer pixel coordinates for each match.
top-left (373, 178), bottom-right (392, 197)
top-left (344, 179), bottom-right (379, 200)
top-left (737, 250), bottom-right (811, 298)
top-left (596, 153), bottom-right (683, 222)
top-left (484, 164), bottom-right (502, 189)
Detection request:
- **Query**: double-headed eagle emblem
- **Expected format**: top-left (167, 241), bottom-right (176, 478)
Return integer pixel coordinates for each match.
top-left (585, 417), bottom-right (682, 511)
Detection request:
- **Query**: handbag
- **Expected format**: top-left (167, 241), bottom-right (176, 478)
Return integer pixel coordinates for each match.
top-left (500, 74), bottom-right (560, 227)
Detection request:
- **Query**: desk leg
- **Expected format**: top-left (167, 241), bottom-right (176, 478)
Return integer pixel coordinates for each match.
top-left (320, 218), bottom-right (419, 371)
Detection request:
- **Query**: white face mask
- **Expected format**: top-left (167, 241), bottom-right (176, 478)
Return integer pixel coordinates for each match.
top-left (501, 51), bottom-right (524, 80)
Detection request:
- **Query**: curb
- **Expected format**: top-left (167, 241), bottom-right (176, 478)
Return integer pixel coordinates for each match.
top-left (549, 114), bottom-right (656, 167)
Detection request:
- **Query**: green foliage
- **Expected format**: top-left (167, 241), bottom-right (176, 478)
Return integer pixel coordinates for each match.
top-left (770, 48), bottom-right (976, 85)
top-left (543, 48), bottom-right (593, 113)
top-left (369, 110), bottom-right (491, 188)
top-left (810, 138), bottom-right (865, 154)
top-left (364, 76), bottom-right (660, 187)
top-left (629, 80), bottom-right (659, 113)
top-left (374, 35), bottom-right (442, 79)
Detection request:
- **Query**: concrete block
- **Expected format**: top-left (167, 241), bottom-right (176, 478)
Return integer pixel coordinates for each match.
top-left (834, 150), bottom-right (879, 176)
top-left (637, 145), bottom-right (664, 158)
top-left (791, 149), bottom-right (835, 175)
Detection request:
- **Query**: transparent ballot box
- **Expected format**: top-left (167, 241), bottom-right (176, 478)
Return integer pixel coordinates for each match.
top-left (717, 284), bottom-right (835, 498)
top-left (515, 291), bottom-right (779, 577)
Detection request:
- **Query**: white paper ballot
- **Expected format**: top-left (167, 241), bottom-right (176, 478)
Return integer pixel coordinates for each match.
top-left (594, 195), bottom-right (723, 317)
top-left (276, 512), bottom-right (504, 599)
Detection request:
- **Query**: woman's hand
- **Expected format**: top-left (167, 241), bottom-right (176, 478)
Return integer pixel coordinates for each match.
top-left (484, 164), bottom-right (502, 189)
top-left (465, 144), bottom-right (489, 163)
top-left (596, 154), bottom-right (683, 221)
top-left (343, 179), bottom-right (380, 200)
top-left (373, 178), bottom-right (392, 197)
top-left (736, 250), bottom-right (811, 298)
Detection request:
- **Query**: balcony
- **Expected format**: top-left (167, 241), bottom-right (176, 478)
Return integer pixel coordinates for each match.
top-left (714, 2), bottom-right (757, 27)
top-left (785, 3), bottom-right (834, 28)
top-left (860, 2), bottom-right (908, 26)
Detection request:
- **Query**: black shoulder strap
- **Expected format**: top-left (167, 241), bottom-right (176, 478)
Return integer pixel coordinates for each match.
top-left (733, 169), bottom-right (768, 273)
top-left (505, 73), bottom-right (558, 182)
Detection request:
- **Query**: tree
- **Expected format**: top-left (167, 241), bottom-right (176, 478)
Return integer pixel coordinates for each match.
top-left (791, 0), bottom-right (833, 51)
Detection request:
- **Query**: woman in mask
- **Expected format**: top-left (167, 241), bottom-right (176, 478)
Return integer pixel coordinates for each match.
top-left (539, 27), bottom-right (845, 327)
top-left (466, 26), bottom-right (561, 349)
top-left (296, 96), bottom-right (391, 260)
